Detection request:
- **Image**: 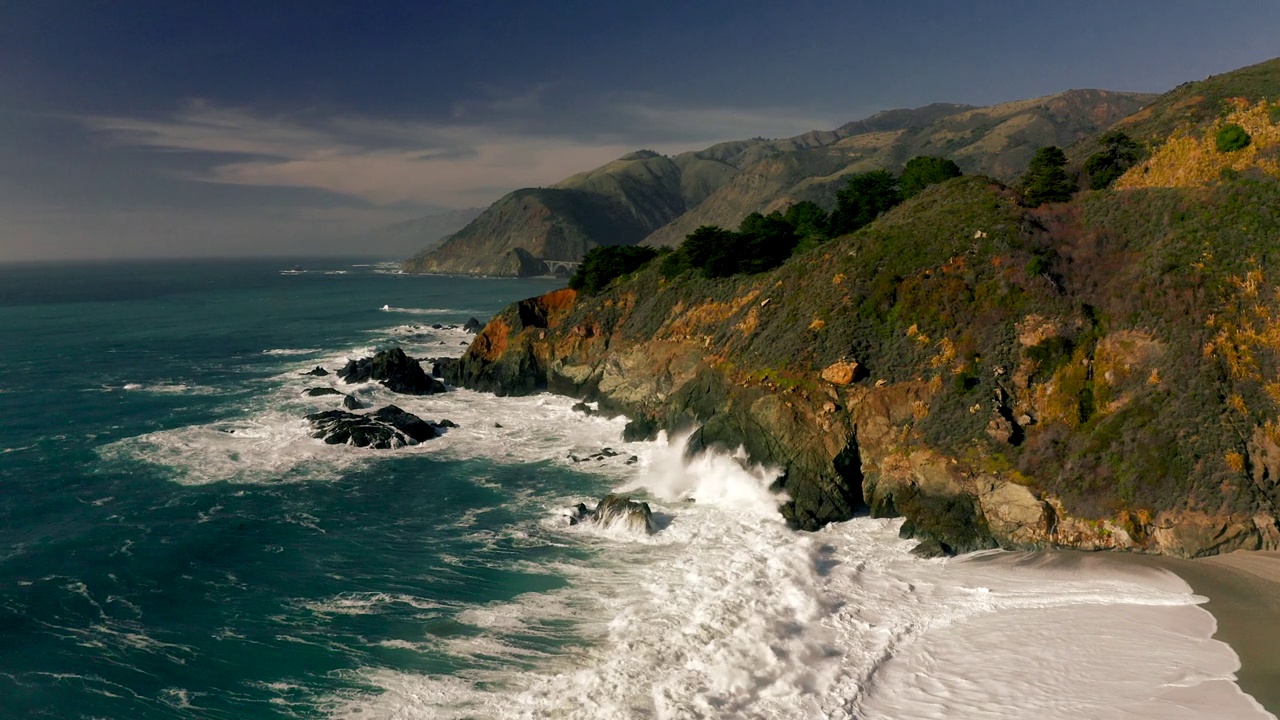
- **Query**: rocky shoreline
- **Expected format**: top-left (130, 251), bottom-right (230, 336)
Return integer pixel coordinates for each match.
top-left (439, 284), bottom-right (1280, 559)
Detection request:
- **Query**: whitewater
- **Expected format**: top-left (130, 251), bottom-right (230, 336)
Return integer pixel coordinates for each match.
top-left (0, 260), bottom-right (1272, 719)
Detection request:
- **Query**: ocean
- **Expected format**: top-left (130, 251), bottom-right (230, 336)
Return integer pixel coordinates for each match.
top-left (0, 258), bottom-right (1271, 719)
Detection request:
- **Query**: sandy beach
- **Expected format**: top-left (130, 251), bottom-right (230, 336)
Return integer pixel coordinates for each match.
top-left (965, 549), bottom-right (1280, 716)
top-left (1152, 551), bottom-right (1280, 716)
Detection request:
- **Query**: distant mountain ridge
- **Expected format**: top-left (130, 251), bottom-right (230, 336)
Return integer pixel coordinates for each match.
top-left (362, 208), bottom-right (483, 259)
top-left (404, 89), bottom-right (1154, 276)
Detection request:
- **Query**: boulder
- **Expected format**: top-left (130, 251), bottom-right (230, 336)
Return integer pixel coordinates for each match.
top-left (337, 348), bottom-right (446, 395)
top-left (821, 360), bottom-right (861, 385)
top-left (342, 394), bottom-right (366, 410)
top-left (463, 317), bottom-right (485, 333)
top-left (306, 405), bottom-right (442, 449)
top-left (571, 401), bottom-right (595, 416)
top-left (437, 418), bottom-right (459, 428)
top-left (305, 387), bottom-right (343, 397)
top-left (564, 493), bottom-right (657, 534)
top-left (302, 366), bottom-right (329, 377)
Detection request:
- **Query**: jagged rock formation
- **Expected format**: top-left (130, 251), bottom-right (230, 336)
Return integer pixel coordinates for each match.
top-left (338, 348), bottom-right (446, 395)
top-left (565, 494), bottom-right (658, 535)
top-left (307, 405), bottom-right (447, 449)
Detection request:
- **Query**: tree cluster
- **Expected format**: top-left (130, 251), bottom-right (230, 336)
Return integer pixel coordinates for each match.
top-left (568, 245), bottom-right (660, 295)
top-left (660, 156), bottom-right (964, 280)
top-left (660, 203), bottom-right (824, 279)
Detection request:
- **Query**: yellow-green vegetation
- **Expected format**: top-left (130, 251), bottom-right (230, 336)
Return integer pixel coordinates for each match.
top-left (1117, 98), bottom-right (1280, 188)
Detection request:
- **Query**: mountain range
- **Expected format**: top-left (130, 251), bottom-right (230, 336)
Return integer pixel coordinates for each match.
top-left (404, 89), bottom-right (1154, 276)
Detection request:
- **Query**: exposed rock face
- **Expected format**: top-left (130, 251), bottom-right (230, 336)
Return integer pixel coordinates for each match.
top-left (463, 317), bottom-right (484, 333)
top-left (306, 405), bottom-right (445, 449)
top-left (338, 348), bottom-right (446, 395)
top-left (565, 494), bottom-right (657, 535)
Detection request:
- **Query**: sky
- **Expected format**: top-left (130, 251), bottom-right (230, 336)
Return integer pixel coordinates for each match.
top-left (1, 1), bottom-right (1278, 261)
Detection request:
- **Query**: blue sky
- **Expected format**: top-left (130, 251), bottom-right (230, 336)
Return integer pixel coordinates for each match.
top-left (2, 0), bottom-right (1278, 260)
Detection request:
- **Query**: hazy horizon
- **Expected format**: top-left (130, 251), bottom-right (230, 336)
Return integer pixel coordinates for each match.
top-left (3, 0), bottom-right (1279, 261)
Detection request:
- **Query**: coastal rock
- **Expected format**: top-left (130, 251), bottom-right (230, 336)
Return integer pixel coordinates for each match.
top-left (305, 387), bottom-right (343, 397)
top-left (302, 366), bottom-right (329, 377)
top-left (338, 348), bottom-right (446, 395)
top-left (306, 405), bottom-right (442, 449)
top-left (978, 478), bottom-right (1054, 548)
top-left (565, 494), bottom-right (657, 535)
top-left (463, 317), bottom-right (484, 333)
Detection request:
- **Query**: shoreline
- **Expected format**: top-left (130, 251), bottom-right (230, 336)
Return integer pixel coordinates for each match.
top-left (1147, 551), bottom-right (1280, 717)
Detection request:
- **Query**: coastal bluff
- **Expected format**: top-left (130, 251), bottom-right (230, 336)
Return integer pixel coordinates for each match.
top-left (441, 176), bottom-right (1280, 559)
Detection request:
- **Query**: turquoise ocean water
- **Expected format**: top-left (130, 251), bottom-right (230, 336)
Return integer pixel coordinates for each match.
top-left (1, 259), bottom-right (1272, 719)
top-left (0, 259), bottom-right (594, 717)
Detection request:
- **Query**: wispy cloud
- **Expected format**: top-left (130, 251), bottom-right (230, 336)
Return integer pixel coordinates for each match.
top-left (81, 94), bottom-right (839, 208)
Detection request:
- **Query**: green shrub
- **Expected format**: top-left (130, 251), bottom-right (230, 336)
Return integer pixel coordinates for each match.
top-left (900, 156), bottom-right (963, 199)
top-left (1216, 123), bottom-right (1252, 152)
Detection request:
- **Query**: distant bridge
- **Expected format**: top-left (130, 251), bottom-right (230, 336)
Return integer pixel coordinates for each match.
top-left (544, 260), bottom-right (581, 275)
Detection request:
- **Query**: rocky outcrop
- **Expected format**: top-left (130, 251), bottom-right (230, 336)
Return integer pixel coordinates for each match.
top-left (338, 348), bottom-right (446, 395)
top-left (463, 317), bottom-right (484, 333)
top-left (565, 494), bottom-right (658, 535)
top-left (306, 405), bottom-right (448, 449)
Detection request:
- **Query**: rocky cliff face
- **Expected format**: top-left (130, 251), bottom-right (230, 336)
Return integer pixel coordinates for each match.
top-left (441, 177), bottom-right (1280, 558)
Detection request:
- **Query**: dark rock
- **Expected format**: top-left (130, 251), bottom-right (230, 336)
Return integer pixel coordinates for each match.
top-left (626, 455), bottom-right (639, 465)
top-left (563, 494), bottom-right (657, 534)
top-left (622, 417), bottom-right (659, 442)
top-left (431, 324), bottom-right (443, 329)
top-left (302, 367), bottom-right (329, 377)
top-left (437, 419), bottom-right (459, 428)
top-left (305, 387), bottom-right (343, 397)
top-left (342, 394), bottom-right (365, 410)
top-left (463, 317), bottom-right (484, 333)
top-left (494, 422), bottom-right (503, 428)
top-left (370, 405), bottom-right (440, 442)
top-left (337, 348), bottom-right (446, 395)
top-left (571, 401), bottom-right (594, 416)
top-left (600, 447), bottom-right (618, 457)
top-left (910, 538), bottom-right (954, 558)
top-left (306, 405), bottom-right (441, 449)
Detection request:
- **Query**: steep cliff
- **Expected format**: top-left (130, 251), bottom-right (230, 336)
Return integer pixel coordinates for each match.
top-left (443, 171), bottom-right (1280, 558)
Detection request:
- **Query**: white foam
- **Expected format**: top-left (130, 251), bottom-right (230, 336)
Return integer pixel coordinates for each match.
top-left (324, 435), bottom-right (1273, 720)
top-left (263, 348), bottom-right (322, 356)
top-left (116, 382), bottom-right (221, 396)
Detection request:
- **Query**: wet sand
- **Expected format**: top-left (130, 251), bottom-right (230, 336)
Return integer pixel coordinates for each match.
top-left (1150, 551), bottom-right (1280, 716)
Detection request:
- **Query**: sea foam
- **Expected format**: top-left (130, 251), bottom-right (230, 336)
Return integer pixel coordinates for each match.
top-left (324, 433), bottom-right (1272, 720)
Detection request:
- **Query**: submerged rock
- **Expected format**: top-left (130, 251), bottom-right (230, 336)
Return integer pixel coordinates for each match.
top-left (564, 493), bottom-right (657, 535)
top-left (337, 348), bottom-right (446, 395)
top-left (306, 405), bottom-right (442, 449)
top-left (302, 366), bottom-right (329, 377)
top-left (304, 387), bottom-right (343, 397)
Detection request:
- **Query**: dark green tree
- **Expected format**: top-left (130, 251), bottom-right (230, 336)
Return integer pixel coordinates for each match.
top-left (784, 200), bottom-right (831, 253)
top-left (568, 245), bottom-right (659, 294)
top-left (829, 170), bottom-right (902, 235)
top-left (1020, 146), bottom-right (1074, 207)
top-left (899, 156), bottom-right (962, 198)
top-left (736, 212), bottom-right (800, 274)
top-left (1083, 131), bottom-right (1142, 189)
